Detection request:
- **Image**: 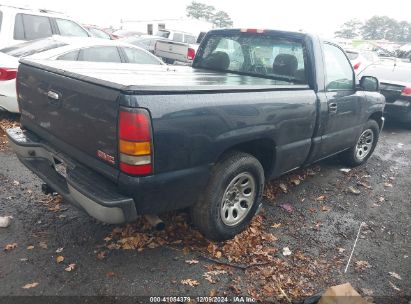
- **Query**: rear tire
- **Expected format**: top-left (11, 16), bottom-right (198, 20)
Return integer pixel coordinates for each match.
top-left (190, 151), bottom-right (265, 241)
top-left (340, 120), bottom-right (380, 167)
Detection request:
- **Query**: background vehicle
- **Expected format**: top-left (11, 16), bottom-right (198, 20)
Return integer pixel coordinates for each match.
top-left (154, 29), bottom-right (198, 64)
top-left (0, 36), bottom-right (164, 113)
top-left (155, 29), bottom-right (196, 43)
top-left (359, 61), bottom-right (411, 124)
top-left (83, 25), bottom-right (116, 40)
top-left (111, 29), bottom-right (144, 39)
top-left (345, 49), bottom-right (380, 73)
top-left (7, 29), bottom-right (384, 240)
top-left (154, 40), bottom-right (198, 64)
top-left (122, 35), bottom-right (165, 53)
top-left (0, 5), bottom-right (90, 49)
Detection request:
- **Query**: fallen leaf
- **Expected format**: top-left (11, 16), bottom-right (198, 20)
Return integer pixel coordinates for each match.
top-left (209, 289), bottom-right (217, 297)
top-left (321, 206), bottom-right (331, 212)
top-left (389, 272), bottom-right (402, 280)
top-left (55, 247), bottom-right (63, 253)
top-left (185, 259), bottom-right (199, 265)
top-left (389, 281), bottom-right (401, 291)
top-left (12, 180), bottom-right (20, 186)
top-left (22, 282), bottom-right (39, 289)
top-left (316, 195), bottom-right (326, 201)
top-left (39, 242), bottom-right (48, 249)
top-left (337, 247), bottom-right (345, 253)
top-left (348, 186), bottom-right (361, 195)
top-left (384, 182), bottom-right (393, 188)
top-left (355, 260), bottom-right (371, 271)
top-left (357, 181), bottom-right (371, 189)
top-left (56, 256), bottom-right (64, 263)
top-left (282, 247), bottom-right (292, 256)
top-left (96, 251), bottom-right (107, 260)
top-left (340, 168), bottom-right (351, 173)
top-left (203, 270), bottom-right (227, 283)
top-left (181, 279), bottom-right (200, 287)
top-left (215, 251), bottom-right (222, 259)
top-left (271, 223), bottom-right (282, 228)
top-left (290, 177), bottom-right (300, 185)
top-left (106, 271), bottom-right (116, 278)
top-left (27, 245), bottom-right (34, 250)
top-left (20, 258), bottom-right (28, 262)
top-left (279, 203), bottom-right (294, 213)
top-left (65, 263), bottom-right (76, 272)
top-left (4, 243), bottom-right (17, 251)
top-left (279, 183), bottom-right (288, 193)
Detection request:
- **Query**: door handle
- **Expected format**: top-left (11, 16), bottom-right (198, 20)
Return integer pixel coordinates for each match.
top-left (329, 103), bottom-right (338, 113)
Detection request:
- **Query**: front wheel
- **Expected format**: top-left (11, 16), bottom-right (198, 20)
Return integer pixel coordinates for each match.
top-left (190, 151), bottom-right (265, 241)
top-left (340, 120), bottom-right (380, 167)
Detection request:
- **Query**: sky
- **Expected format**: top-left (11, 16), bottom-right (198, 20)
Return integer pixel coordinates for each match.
top-left (1, 0), bottom-right (410, 38)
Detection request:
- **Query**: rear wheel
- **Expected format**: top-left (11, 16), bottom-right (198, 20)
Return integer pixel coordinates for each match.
top-left (190, 151), bottom-right (265, 241)
top-left (340, 120), bottom-right (380, 167)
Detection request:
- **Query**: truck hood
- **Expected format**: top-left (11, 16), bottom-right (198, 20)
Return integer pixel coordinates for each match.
top-left (19, 58), bottom-right (308, 93)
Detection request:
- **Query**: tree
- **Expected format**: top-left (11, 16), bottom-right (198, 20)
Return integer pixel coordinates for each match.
top-left (186, 1), bottom-right (216, 21)
top-left (361, 16), bottom-right (398, 40)
top-left (212, 11), bottom-right (233, 28)
top-left (186, 1), bottom-right (233, 28)
top-left (335, 19), bottom-right (362, 39)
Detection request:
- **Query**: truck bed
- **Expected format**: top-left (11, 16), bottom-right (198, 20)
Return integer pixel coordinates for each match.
top-left (20, 59), bottom-right (309, 93)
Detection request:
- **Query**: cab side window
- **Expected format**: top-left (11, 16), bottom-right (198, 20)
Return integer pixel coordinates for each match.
top-left (57, 50), bottom-right (79, 60)
top-left (14, 14), bottom-right (53, 40)
top-left (55, 19), bottom-right (89, 37)
top-left (78, 46), bottom-right (121, 63)
top-left (323, 43), bottom-right (354, 90)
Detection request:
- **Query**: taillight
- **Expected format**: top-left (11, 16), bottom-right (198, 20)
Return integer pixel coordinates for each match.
top-left (0, 68), bottom-right (17, 81)
top-left (401, 86), bottom-right (411, 97)
top-left (353, 62), bottom-right (361, 70)
top-left (118, 108), bottom-right (153, 176)
top-left (187, 48), bottom-right (196, 61)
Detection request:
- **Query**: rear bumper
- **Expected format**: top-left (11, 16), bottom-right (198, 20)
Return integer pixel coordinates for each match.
top-left (385, 100), bottom-right (411, 123)
top-left (6, 127), bottom-right (137, 224)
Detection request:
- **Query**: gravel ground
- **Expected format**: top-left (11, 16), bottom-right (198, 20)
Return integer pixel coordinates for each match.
top-left (0, 117), bottom-right (410, 304)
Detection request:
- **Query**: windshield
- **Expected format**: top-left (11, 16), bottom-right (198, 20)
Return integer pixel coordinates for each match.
top-left (0, 10), bottom-right (3, 32)
top-left (0, 38), bottom-right (67, 57)
top-left (194, 32), bottom-right (307, 84)
top-left (156, 30), bottom-right (170, 38)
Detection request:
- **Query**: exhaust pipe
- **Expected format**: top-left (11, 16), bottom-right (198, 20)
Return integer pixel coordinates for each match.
top-left (144, 215), bottom-right (165, 231)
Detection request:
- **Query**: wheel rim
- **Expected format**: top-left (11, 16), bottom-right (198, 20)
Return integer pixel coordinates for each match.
top-left (355, 129), bottom-right (374, 160)
top-left (220, 172), bottom-right (256, 226)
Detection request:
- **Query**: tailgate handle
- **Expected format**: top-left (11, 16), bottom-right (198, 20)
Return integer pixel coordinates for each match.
top-left (47, 90), bottom-right (61, 107)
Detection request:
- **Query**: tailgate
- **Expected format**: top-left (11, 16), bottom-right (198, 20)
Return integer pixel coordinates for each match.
top-left (17, 62), bottom-right (120, 173)
top-left (155, 41), bottom-right (188, 62)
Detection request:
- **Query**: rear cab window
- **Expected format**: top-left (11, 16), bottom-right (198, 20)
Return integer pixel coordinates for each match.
top-left (14, 14), bottom-right (53, 40)
top-left (194, 31), bottom-right (308, 85)
top-left (0, 39), bottom-right (68, 57)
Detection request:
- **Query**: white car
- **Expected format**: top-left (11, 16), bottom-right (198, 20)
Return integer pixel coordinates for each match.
top-left (345, 49), bottom-right (380, 74)
top-left (0, 4), bottom-right (90, 49)
top-left (0, 36), bottom-right (164, 113)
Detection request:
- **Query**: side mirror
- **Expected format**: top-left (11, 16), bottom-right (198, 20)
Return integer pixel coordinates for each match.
top-left (360, 76), bottom-right (379, 92)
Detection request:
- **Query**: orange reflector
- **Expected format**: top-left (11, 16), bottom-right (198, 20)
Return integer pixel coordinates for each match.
top-left (119, 140), bottom-right (151, 156)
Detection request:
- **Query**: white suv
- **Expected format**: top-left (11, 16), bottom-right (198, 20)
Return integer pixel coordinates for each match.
top-left (0, 5), bottom-right (90, 49)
